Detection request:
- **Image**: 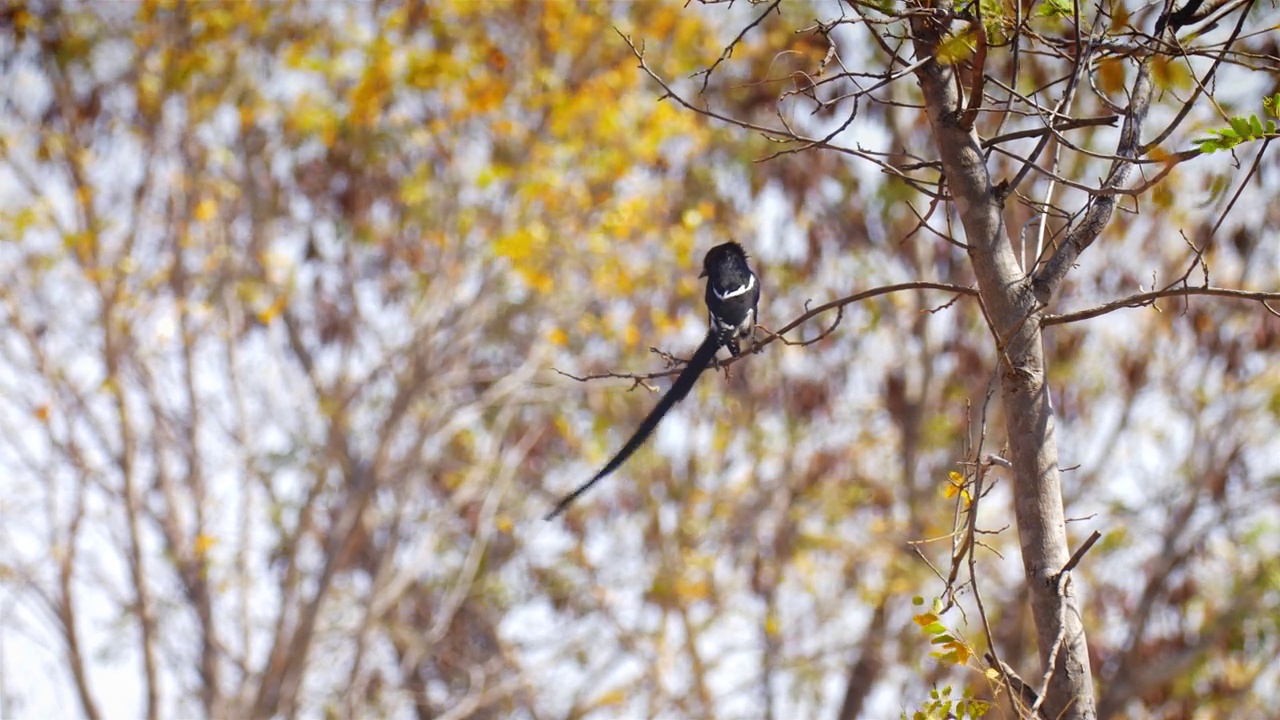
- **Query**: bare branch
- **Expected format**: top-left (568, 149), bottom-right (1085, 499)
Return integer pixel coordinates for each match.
top-left (1043, 286), bottom-right (1280, 326)
top-left (985, 653), bottom-right (1047, 720)
top-left (1059, 530), bottom-right (1103, 576)
top-left (981, 115), bottom-right (1119, 147)
top-left (996, 25), bottom-right (1094, 200)
top-left (1032, 48), bottom-right (1156, 303)
top-left (555, 282), bottom-right (977, 383)
top-left (692, 0), bottom-right (782, 95)
top-left (614, 28), bottom-right (943, 195)
top-left (959, 15), bottom-right (988, 131)
top-left (1207, 137), bottom-right (1273, 240)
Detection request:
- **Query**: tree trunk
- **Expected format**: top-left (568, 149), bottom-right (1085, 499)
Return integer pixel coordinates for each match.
top-left (909, 5), bottom-right (1097, 718)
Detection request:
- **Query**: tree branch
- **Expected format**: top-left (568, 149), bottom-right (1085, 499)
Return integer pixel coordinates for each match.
top-left (1043, 286), bottom-right (1280, 326)
top-left (1032, 51), bottom-right (1157, 304)
top-left (615, 29), bottom-right (943, 196)
top-left (554, 282), bottom-right (977, 383)
top-left (692, 0), bottom-right (782, 95)
top-left (981, 115), bottom-right (1118, 148)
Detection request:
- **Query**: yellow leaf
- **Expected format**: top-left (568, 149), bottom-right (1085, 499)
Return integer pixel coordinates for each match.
top-left (547, 327), bottom-right (568, 346)
top-left (75, 184), bottom-right (94, 208)
top-left (1152, 55), bottom-right (1193, 91)
top-left (594, 688), bottom-right (626, 707)
top-left (193, 533), bottom-right (216, 558)
top-left (34, 404), bottom-right (51, 423)
top-left (985, 667), bottom-right (1000, 680)
top-left (494, 227), bottom-right (535, 262)
top-left (256, 294), bottom-right (287, 325)
top-left (913, 612), bottom-right (939, 627)
top-left (194, 198), bottom-right (217, 222)
top-left (528, 271), bottom-right (554, 295)
top-left (675, 574), bottom-right (709, 602)
top-left (65, 231), bottom-right (95, 264)
top-left (764, 612), bottom-right (780, 637)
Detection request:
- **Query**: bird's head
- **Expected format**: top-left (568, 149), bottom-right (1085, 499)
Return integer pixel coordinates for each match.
top-left (700, 241), bottom-right (748, 278)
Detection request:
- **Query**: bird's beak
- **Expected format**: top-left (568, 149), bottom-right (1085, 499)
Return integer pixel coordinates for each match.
top-left (699, 269), bottom-right (707, 278)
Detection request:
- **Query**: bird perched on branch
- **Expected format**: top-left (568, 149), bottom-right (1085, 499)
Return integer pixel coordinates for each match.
top-left (546, 242), bottom-right (760, 520)
top-left (1155, 0), bottom-right (1226, 34)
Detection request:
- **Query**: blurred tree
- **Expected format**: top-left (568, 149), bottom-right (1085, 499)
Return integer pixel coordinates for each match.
top-left (586, 1), bottom-right (1279, 719)
top-left (0, 1), bottom-right (1277, 720)
top-left (0, 2), bottom-right (734, 718)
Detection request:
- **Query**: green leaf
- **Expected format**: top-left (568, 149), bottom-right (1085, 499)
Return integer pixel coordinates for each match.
top-left (936, 29), bottom-right (975, 65)
top-left (980, 0), bottom-right (1005, 28)
top-left (933, 649), bottom-right (960, 663)
top-left (1230, 116), bottom-right (1251, 138)
top-left (1249, 114), bottom-right (1264, 137)
top-left (1265, 92), bottom-right (1280, 118)
top-left (923, 622), bottom-right (948, 635)
top-left (967, 699), bottom-right (992, 718)
top-left (1036, 0), bottom-right (1072, 17)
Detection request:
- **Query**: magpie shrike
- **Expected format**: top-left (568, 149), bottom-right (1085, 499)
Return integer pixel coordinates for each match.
top-left (702, 241), bottom-right (760, 358)
top-left (546, 242), bottom-right (760, 519)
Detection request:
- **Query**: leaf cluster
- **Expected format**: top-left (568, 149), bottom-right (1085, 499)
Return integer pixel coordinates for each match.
top-left (1194, 93), bottom-right (1280, 154)
top-left (912, 597), bottom-right (972, 667)
top-left (906, 684), bottom-right (992, 720)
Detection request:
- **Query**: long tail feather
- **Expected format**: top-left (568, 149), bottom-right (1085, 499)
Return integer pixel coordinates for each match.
top-left (546, 332), bottom-right (720, 520)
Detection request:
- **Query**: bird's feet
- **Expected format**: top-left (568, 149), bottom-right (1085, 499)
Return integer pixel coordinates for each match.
top-left (751, 323), bottom-right (775, 353)
top-left (710, 352), bottom-right (734, 380)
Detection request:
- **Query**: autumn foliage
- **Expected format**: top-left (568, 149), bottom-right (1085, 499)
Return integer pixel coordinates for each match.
top-left (1, 2), bottom-right (1278, 719)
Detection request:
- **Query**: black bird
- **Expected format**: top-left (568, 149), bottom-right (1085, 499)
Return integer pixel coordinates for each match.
top-left (1154, 0), bottom-right (1215, 35)
top-left (546, 242), bottom-right (760, 520)
top-left (702, 241), bottom-right (760, 358)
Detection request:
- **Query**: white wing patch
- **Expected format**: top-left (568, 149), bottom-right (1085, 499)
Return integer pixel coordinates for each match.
top-left (713, 273), bottom-right (756, 301)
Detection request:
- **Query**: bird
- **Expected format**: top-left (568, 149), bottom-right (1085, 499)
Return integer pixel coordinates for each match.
top-left (702, 241), bottom-right (760, 358)
top-left (1154, 0), bottom-right (1216, 35)
top-left (545, 242), bottom-right (760, 520)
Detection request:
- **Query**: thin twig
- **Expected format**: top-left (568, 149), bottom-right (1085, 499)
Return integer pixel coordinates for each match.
top-left (1207, 136), bottom-right (1272, 240)
top-left (692, 0), bottom-right (783, 95)
top-left (615, 28), bottom-right (939, 195)
top-left (1060, 530), bottom-right (1103, 575)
